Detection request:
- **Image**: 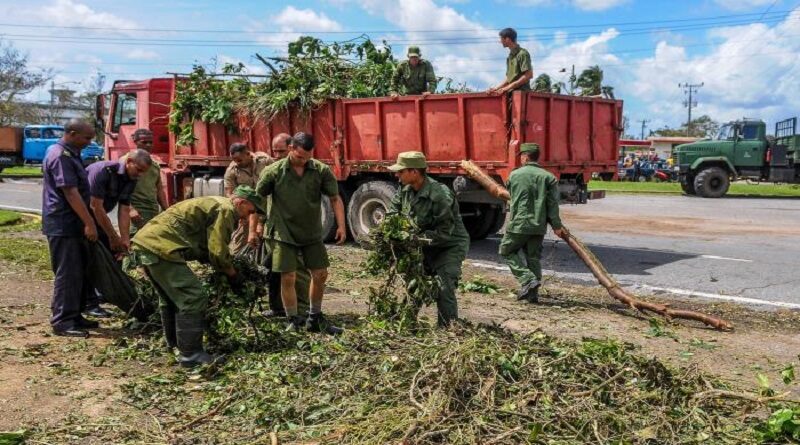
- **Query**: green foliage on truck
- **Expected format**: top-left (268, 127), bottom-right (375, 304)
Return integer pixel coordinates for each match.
top-left (672, 118), bottom-right (800, 198)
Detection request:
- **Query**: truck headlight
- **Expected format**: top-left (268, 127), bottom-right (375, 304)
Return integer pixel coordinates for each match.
top-left (673, 166), bottom-right (680, 172)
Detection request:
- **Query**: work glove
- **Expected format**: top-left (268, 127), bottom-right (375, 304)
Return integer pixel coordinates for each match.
top-left (227, 273), bottom-right (246, 295)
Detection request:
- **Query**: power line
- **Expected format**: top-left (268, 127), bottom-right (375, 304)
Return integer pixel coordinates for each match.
top-left (1, 14), bottom-right (797, 48)
top-left (679, 82), bottom-right (704, 135)
top-left (637, 119), bottom-right (651, 140)
top-left (0, 9), bottom-right (793, 35)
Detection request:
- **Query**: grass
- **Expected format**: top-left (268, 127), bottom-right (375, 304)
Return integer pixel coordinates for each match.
top-left (0, 216), bottom-right (51, 279)
top-left (0, 210), bottom-right (22, 226)
top-left (0, 165), bottom-right (42, 177)
top-left (589, 180), bottom-right (800, 197)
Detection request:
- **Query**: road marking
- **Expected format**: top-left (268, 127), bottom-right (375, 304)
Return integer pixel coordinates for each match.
top-left (466, 260), bottom-right (800, 310)
top-left (1, 189), bottom-right (31, 194)
top-left (0, 205), bottom-right (41, 214)
top-left (639, 285), bottom-right (800, 310)
top-left (700, 255), bottom-right (752, 263)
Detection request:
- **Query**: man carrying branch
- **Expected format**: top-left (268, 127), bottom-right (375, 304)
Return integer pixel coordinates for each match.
top-left (387, 152), bottom-right (470, 327)
top-left (500, 143), bottom-right (568, 303)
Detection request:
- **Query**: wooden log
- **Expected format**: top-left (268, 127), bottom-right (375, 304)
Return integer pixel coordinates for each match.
top-left (459, 160), bottom-right (734, 331)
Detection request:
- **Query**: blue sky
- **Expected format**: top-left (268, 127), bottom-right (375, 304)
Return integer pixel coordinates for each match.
top-left (1, 0), bottom-right (799, 135)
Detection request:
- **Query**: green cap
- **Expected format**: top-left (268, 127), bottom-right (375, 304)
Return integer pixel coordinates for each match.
top-left (233, 185), bottom-right (266, 215)
top-left (407, 45), bottom-right (421, 57)
top-left (388, 151), bottom-right (428, 171)
top-left (519, 143), bottom-right (540, 155)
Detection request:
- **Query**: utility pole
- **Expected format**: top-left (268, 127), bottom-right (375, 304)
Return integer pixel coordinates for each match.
top-left (679, 82), bottom-right (703, 136)
top-left (637, 119), bottom-right (650, 140)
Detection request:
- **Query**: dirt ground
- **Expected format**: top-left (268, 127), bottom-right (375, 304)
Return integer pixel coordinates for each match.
top-left (1, 245), bottom-right (799, 435)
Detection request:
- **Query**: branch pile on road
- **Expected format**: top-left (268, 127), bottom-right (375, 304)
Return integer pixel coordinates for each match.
top-left (460, 159), bottom-right (734, 331)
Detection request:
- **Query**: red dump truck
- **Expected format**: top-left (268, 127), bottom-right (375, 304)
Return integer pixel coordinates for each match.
top-left (97, 77), bottom-right (621, 240)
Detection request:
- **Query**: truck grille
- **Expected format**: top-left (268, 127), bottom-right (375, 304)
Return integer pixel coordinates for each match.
top-left (671, 151), bottom-right (678, 165)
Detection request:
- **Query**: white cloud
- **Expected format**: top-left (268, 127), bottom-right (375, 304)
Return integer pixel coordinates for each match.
top-left (272, 6), bottom-right (343, 32)
top-left (41, 0), bottom-right (137, 33)
top-left (713, 0), bottom-right (775, 10)
top-left (126, 49), bottom-right (160, 61)
top-left (629, 7), bottom-right (800, 127)
top-left (513, 0), bottom-right (629, 11)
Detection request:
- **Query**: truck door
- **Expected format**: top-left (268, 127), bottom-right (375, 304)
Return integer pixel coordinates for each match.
top-left (22, 127), bottom-right (47, 163)
top-left (733, 123), bottom-right (764, 168)
top-left (108, 92), bottom-right (138, 160)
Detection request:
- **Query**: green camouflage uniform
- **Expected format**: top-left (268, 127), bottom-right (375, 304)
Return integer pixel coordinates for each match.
top-left (499, 159), bottom-right (562, 287)
top-left (391, 59), bottom-right (437, 95)
top-left (388, 176), bottom-right (469, 326)
top-left (120, 152), bottom-right (162, 234)
top-left (506, 46), bottom-right (532, 91)
top-left (131, 196), bottom-right (238, 315)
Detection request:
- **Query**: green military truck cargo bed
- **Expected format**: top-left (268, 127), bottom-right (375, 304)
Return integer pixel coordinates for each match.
top-left (672, 117), bottom-right (800, 198)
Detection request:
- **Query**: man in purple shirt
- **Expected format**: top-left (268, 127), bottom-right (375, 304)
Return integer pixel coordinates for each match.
top-left (83, 149), bottom-right (151, 317)
top-left (42, 120), bottom-right (99, 338)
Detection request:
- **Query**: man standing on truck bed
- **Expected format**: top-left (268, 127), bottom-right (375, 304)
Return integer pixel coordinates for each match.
top-left (488, 28), bottom-right (533, 95)
top-left (224, 142), bottom-right (273, 254)
top-left (122, 129), bottom-right (169, 234)
top-left (42, 120), bottom-right (99, 337)
top-left (131, 186), bottom-right (262, 367)
top-left (390, 46), bottom-right (437, 96)
top-left (387, 151), bottom-right (470, 327)
top-left (256, 132), bottom-right (347, 334)
top-left (499, 143), bottom-right (568, 303)
top-left (83, 149), bottom-right (152, 318)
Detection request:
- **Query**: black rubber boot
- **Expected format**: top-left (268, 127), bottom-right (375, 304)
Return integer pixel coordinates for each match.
top-left (525, 282), bottom-right (541, 304)
top-left (160, 306), bottom-right (177, 350)
top-left (305, 312), bottom-right (343, 335)
top-left (285, 315), bottom-right (306, 332)
top-left (175, 313), bottom-right (222, 368)
top-left (519, 279), bottom-right (540, 303)
top-left (267, 272), bottom-right (285, 315)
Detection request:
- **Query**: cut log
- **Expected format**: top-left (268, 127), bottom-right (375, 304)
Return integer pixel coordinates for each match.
top-left (460, 160), bottom-right (733, 331)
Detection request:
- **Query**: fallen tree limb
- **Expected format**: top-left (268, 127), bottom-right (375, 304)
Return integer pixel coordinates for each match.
top-left (460, 160), bottom-right (733, 331)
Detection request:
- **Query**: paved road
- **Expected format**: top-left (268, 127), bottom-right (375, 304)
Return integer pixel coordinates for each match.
top-left (3, 179), bottom-right (799, 309)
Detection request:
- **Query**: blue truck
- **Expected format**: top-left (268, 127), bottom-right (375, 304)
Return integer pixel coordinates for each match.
top-left (0, 125), bottom-right (103, 172)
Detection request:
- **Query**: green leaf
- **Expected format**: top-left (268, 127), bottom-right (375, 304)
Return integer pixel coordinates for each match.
top-left (781, 365), bottom-right (795, 385)
top-left (0, 430), bottom-right (28, 445)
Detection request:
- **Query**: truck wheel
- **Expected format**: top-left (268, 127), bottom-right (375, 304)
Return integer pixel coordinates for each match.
top-left (320, 186), bottom-right (351, 243)
top-left (347, 181), bottom-right (398, 241)
top-left (680, 175), bottom-right (696, 195)
top-left (462, 204), bottom-right (500, 240)
top-left (693, 167), bottom-right (730, 198)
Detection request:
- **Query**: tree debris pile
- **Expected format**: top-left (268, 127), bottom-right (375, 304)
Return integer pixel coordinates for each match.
top-left (169, 36), bottom-right (396, 146)
top-left (104, 321), bottom-right (777, 444)
top-left (362, 214), bottom-right (439, 328)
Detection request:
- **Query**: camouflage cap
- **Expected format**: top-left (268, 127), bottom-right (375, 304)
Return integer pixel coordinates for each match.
top-left (519, 142), bottom-right (540, 155)
top-left (233, 185), bottom-right (266, 215)
top-left (407, 45), bottom-right (421, 57)
top-left (388, 151), bottom-right (428, 171)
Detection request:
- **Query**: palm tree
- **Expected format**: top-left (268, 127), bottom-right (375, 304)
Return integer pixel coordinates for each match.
top-left (533, 74), bottom-right (552, 93)
top-left (576, 65), bottom-right (603, 96)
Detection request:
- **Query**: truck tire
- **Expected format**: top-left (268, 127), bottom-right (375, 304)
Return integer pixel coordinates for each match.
top-left (693, 167), bottom-right (730, 198)
top-left (462, 204), bottom-right (501, 240)
top-left (680, 174), bottom-right (696, 195)
top-left (320, 186), bottom-right (351, 243)
top-left (347, 181), bottom-right (398, 241)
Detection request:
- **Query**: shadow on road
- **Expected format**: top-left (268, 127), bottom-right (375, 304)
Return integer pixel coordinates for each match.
top-left (469, 236), bottom-right (697, 277)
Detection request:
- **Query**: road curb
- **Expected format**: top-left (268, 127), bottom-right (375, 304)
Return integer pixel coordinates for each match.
top-left (0, 205), bottom-right (41, 215)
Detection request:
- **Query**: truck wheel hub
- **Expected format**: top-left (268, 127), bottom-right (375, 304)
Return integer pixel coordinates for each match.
top-left (359, 198), bottom-right (386, 228)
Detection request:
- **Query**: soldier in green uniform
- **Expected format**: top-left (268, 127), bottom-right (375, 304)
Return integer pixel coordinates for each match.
top-left (387, 152), bottom-right (470, 327)
top-left (488, 28), bottom-right (533, 95)
top-left (224, 142), bottom-right (273, 254)
top-left (131, 186), bottom-right (265, 367)
top-left (256, 132), bottom-right (346, 334)
top-left (390, 46), bottom-right (437, 96)
top-left (499, 143), bottom-right (568, 303)
top-left (122, 129), bottom-right (169, 234)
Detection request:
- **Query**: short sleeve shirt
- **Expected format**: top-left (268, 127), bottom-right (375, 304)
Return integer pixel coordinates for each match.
top-left (506, 46), bottom-right (532, 91)
top-left (223, 152), bottom-right (273, 190)
top-left (42, 141), bottom-right (90, 237)
top-left (256, 157), bottom-right (338, 246)
top-left (86, 160), bottom-right (137, 213)
top-left (121, 152), bottom-right (161, 216)
top-left (392, 59), bottom-right (437, 95)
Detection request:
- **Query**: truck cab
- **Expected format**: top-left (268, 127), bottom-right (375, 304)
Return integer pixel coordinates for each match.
top-left (673, 119), bottom-right (799, 197)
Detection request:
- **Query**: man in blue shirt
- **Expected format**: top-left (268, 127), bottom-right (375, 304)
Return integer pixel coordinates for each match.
top-left (41, 120), bottom-right (99, 337)
top-left (83, 149), bottom-right (151, 317)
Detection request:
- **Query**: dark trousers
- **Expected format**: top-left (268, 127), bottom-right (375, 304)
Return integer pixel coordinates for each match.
top-left (48, 236), bottom-right (92, 330)
top-left (85, 227), bottom-right (113, 309)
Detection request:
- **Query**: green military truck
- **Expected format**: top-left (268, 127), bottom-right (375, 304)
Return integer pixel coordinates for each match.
top-left (673, 117), bottom-right (800, 197)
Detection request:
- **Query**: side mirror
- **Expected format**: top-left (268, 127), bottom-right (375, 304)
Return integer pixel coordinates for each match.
top-left (95, 94), bottom-right (106, 132)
